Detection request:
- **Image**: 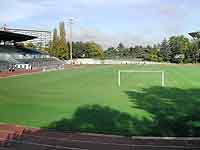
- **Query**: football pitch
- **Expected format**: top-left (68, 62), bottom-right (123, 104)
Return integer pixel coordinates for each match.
top-left (0, 64), bottom-right (200, 136)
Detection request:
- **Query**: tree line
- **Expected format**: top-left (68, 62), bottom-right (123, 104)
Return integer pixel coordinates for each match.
top-left (47, 22), bottom-right (104, 60)
top-left (24, 22), bottom-right (200, 64)
top-left (104, 35), bottom-right (200, 63)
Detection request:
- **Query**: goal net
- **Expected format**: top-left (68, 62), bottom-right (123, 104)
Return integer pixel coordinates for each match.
top-left (118, 70), bottom-right (165, 87)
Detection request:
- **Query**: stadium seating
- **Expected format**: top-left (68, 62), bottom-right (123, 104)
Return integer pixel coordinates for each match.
top-left (0, 61), bottom-right (9, 72)
top-left (0, 45), bottom-right (63, 72)
top-left (0, 124), bottom-right (200, 150)
top-left (16, 58), bottom-right (63, 68)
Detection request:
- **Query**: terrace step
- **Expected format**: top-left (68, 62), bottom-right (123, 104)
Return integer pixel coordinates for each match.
top-left (131, 138), bottom-right (200, 147)
top-left (0, 126), bottom-right (131, 145)
top-left (19, 134), bottom-right (131, 150)
top-left (15, 134), bottom-right (200, 150)
top-left (22, 130), bottom-right (200, 147)
top-left (0, 147), bottom-right (16, 150)
top-left (131, 146), bottom-right (199, 150)
top-left (28, 130), bottom-right (132, 145)
top-left (5, 140), bottom-right (87, 150)
top-left (1, 124), bottom-right (200, 150)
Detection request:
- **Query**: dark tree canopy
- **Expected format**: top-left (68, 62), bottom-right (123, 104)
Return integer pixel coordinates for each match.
top-left (103, 35), bottom-right (199, 64)
top-left (48, 22), bottom-right (200, 64)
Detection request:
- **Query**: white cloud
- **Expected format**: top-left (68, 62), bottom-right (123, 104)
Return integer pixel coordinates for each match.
top-left (0, 0), bottom-right (199, 48)
top-left (73, 27), bottom-right (154, 48)
top-left (0, 0), bottom-right (44, 23)
top-left (76, 0), bottom-right (155, 6)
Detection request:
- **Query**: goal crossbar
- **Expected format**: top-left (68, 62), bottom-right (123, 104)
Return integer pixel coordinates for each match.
top-left (118, 70), bottom-right (165, 87)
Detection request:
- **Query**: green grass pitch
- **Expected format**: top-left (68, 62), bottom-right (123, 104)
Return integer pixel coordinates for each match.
top-left (0, 64), bottom-right (200, 136)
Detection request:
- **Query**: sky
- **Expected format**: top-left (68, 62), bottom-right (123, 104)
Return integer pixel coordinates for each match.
top-left (1, 0), bottom-right (200, 48)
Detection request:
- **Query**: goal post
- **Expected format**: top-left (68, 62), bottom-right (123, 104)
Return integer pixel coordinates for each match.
top-left (118, 70), bottom-right (165, 87)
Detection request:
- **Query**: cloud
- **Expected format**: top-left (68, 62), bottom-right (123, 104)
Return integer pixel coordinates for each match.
top-left (158, 1), bottom-right (189, 34)
top-left (73, 27), bottom-right (154, 49)
top-left (0, 0), bottom-right (199, 48)
top-left (0, 0), bottom-right (44, 23)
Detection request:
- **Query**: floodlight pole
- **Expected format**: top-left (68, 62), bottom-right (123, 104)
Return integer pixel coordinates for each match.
top-left (69, 18), bottom-right (73, 62)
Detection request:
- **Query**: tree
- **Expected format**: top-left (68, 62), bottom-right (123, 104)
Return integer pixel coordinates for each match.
top-left (117, 43), bottom-right (128, 57)
top-left (169, 35), bottom-right (190, 63)
top-left (134, 45), bottom-right (146, 59)
top-left (188, 40), bottom-right (200, 63)
top-left (25, 42), bottom-right (36, 49)
top-left (146, 46), bottom-right (160, 62)
top-left (160, 38), bottom-right (171, 61)
top-left (85, 42), bottom-right (104, 58)
top-left (48, 28), bottom-right (59, 57)
top-left (72, 41), bottom-right (86, 58)
top-left (117, 43), bottom-right (125, 50)
top-left (104, 47), bottom-right (120, 58)
top-left (129, 47), bottom-right (135, 58)
top-left (57, 21), bottom-right (69, 60)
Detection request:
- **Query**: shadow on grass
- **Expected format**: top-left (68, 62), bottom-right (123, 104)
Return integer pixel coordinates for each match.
top-left (126, 86), bottom-right (200, 137)
top-left (44, 87), bottom-right (200, 137)
top-left (44, 104), bottom-right (152, 136)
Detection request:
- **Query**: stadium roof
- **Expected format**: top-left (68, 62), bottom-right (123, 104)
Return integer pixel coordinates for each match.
top-left (6, 28), bottom-right (51, 33)
top-left (188, 32), bottom-right (200, 38)
top-left (0, 31), bottom-right (37, 42)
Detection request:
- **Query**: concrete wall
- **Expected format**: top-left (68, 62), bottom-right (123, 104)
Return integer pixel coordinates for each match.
top-left (65, 58), bottom-right (167, 65)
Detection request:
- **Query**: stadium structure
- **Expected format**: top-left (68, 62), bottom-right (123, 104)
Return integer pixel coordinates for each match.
top-left (0, 26), bottom-right (51, 48)
top-left (189, 31), bottom-right (200, 39)
top-left (0, 30), bottom-right (63, 73)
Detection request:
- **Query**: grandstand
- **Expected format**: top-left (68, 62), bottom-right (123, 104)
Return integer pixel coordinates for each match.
top-left (0, 30), bottom-right (63, 73)
top-left (0, 26), bottom-right (51, 49)
top-left (189, 31), bottom-right (200, 39)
